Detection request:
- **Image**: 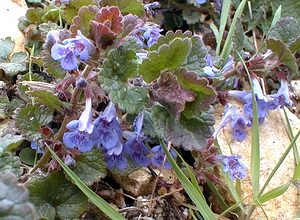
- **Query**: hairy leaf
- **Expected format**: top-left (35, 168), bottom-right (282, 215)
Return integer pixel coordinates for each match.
top-left (151, 71), bottom-right (195, 118)
top-left (101, 46), bottom-right (138, 82)
top-left (271, 0), bottom-right (300, 22)
top-left (102, 0), bottom-right (144, 16)
top-left (139, 38), bottom-right (191, 82)
top-left (182, 35), bottom-right (207, 74)
top-left (101, 77), bottom-right (149, 114)
top-left (0, 52), bottom-right (27, 77)
top-left (19, 148), bottom-right (37, 166)
top-left (28, 90), bottom-right (66, 112)
top-left (267, 38), bottom-right (299, 78)
top-left (175, 68), bottom-right (217, 116)
top-left (268, 16), bottom-right (300, 53)
top-left (90, 6), bottom-right (123, 48)
top-left (0, 134), bottom-right (24, 153)
top-left (151, 105), bottom-right (214, 150)
top-left (0, 37), bottom-right (14, 61)
top-left (63, 0), bottom-right (97, 24)
top-left (69, 5), bottom-right (99, 37)
top-left (27, 172), bottom-right (88, 220)
top-left (0, 173), bottom-right (35, 220)
top-left (72, 149), bottom-right (107, 185)
top-left (16, 104), bottom-right (53, 140)
top-left (122, 14), bottom-right (144, 37)
top-left (0, 152), bottom-right (22, 177)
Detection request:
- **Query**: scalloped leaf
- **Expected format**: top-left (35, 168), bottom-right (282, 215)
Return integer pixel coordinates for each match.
top-left (0, 152), bottom-right (22, 177)
top-left (16, 104), bottom-right (53, 140)
top-left (0, 52), bottom-right (27, 77)
top-left (0, 173), bottom-right (35, 220)
top-left (0, 37), bottom-right (14, 61)
top-left (27, 172), bottom-right (88, 220)
top-left (101, 77), bottom-right (149, 114)
top-left (122, 14), bottom-right (144, 37)
top-left (175, 68), bottom-right (217, 116)
top-left (151, 105), bottom-right (214, 150)
top-left (182, 35), bottom-right (207, 74)
top-left (149, 30), bottom-right (192, 51)
top-left (267, 38), bottom-right (299, 78)
top-left (0, 135), bottom-right (24, 153)
top-left (102, 0), bottom-right (144, 16)
top-left (90, 6), bottom-right (123, 48)
top-left (72, 149), bottom-right (107, 185)
top-left (63, 0), bottom-right (97, 24)
top-left (139, 38), bottom-right (191, 82)
top-left (101, 46), bottom-right (138, 82)
top-left (271, 0), bottom-right (300, 22)
top-left (268, 16), bottom-right (300, 52)
top-left (69, 5), bottom-right (99, 37)
top-left (151, 71), bottom-right (195, 118)
top-left (28, 90), bottom-right (67, 112)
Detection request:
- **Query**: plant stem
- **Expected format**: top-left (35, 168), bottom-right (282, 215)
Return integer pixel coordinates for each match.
top-left (30, 65), bottom-right (93, 173)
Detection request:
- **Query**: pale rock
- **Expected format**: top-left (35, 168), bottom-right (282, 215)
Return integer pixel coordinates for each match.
top-left (0, 0), bottom-right (27, 52)
top-left (114, 168), bottom-right (155, 197)
top-left (215, 104), bottom-right (300, 219)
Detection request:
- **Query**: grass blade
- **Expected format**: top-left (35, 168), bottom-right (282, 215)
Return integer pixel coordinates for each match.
top-left (216, 0), bottom-right (231, 55)
top-left (160, 141), bottom-right (216, 220)
top-left (46, 145), bottom-right (126, 220)
top-left (237, 52), bottom-right (260, 196)
top-left (257, 183), bottom-right (290, 204)
top-left (220, 0), bottom-right (247, 63)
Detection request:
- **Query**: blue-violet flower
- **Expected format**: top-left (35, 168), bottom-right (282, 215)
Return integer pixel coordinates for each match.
top-left (51, 30), bottom-right (95, 71)
top-left (150, 145), bottom-right (177, 169)
top-left (218, 155), bottom-right (247, 180)
top-left (132, 23), bottom-right (163, 48)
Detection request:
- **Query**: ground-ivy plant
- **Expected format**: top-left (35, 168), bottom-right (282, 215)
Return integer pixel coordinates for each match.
top-left (1, 0), bottom-right (300, 219)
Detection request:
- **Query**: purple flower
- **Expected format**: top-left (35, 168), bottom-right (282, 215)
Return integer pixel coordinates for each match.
top-left (203, 54), bottom-right (220, 77)
top-left (63, 98), bottom-right (94, 152)
top-left (106, 152), bottom-right (128, 170)
top-left (144, 2), bottom-right (161, 17)
top-left (31, 140), bottom-right (44, 154)
top-left (188, 0), bottom-right (207, 6)
top-left (51, 30), bottom-right (95, 71)
top-left (269, 79), bottom-right (293, 109)
top-left (150, 145), bottom-right (177, 169)
top-left (91, 102), bottom-right (123, 156)
top-left (123, 111), bottom-right (151, 166)
top-left (218, 155), bottom-right (247, 181)
top-left (132, 23), bottom-right (163, 48)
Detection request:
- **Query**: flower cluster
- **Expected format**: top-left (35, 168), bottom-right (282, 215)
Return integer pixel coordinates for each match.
top-left (218, 155), bottom-right (247, 181)
top-left (63, 101), bottom-right (176, 171)
top-left (51, 31), bottom-right (95, 71)
top-left (217, 77), bottom-right (293, 142)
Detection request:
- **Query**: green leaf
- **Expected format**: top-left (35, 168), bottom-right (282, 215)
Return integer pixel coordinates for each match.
top-left (47, 145), bottom-right (126, 220)
top-left (271, 0), bottom-right (300, 22)
top-left (216, 0), bottom-right (231, 55)
top-left (25, 8), bottom-right (44, 23)
top-left (0, 173), bottom-right (35, 220)
top-left (182, 35), bottom-right (207, 75)
top-left (69, 5), bottom-right (99, 37)
top-left (151, 105), bottom-right (213, 150)
top-left (16, 104), bottom-right (53, 140)
top-left (175, 68), bottom-right (217, 116)
top-left (0, 152), bottom-right (22, 177)
top-left (28, 90), bottom-right (66, 112)
top-left (0, 52), bottom-right (27, 76)
top-left (101, 77), bottom-right (149, 114)
top-left (0, 37), bottom-right (14, 61)
top-left (293, 162), bottom-right (300, 181)
top-left (257, 183), bottom-right (290, 204)
top-left (266, 38), bottom-right (299, 78)
top-left (151, 71), bottom-right (195, 118)
top-left (102, 0), bottom-right (144, 16)
top-left (268, 16), bottom-right (300, 52)
top-left (72, 149), bottom-right (107, 185)
top-left (63, 0), bottom-right (97, 24)
top-left (101, 46), bottom-right (138, 82)
top-left (19, 148), bottom-right (37, 166)
top-left (160, 141), bottom-right (216, 220)
top-left (139, 38), bottom-right (191, 82)
top-left (27, 172), bottom-right (88, 220)
top-left (0, 134), bottom-right (24, 153)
